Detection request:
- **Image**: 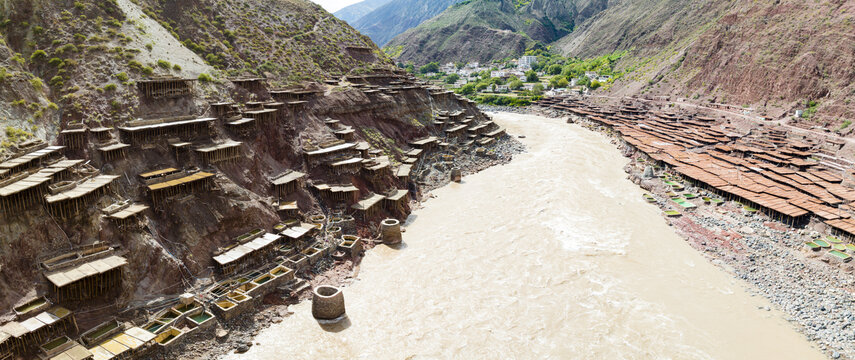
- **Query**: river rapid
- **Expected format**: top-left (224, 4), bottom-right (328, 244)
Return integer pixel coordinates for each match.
top-left (223, 112), bottom-right (825, 360)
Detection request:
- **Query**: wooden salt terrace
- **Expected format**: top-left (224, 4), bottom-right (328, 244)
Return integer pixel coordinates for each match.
top-left (136, 76), bottom-right (195, 99)
top-left (98, 143), bottom-right (130, 162)
top-left (351, 193), bottom-right (385, 219)
top-left (44, 254), bottom-right (127, 302)
top-left (146, 171), bottom-right (215, 208)
top-left (107, 203), bottom-right (149, 229)
top-left (195, 141), bottom-right (243, 165)
top-left (383, 189), bottom-right (409, 217)
top-left (271, 170), bottom-right (306, 199)
top-left (44, 175), bottom-right (121, 218)
top-left (0, 306), bottom-right (76, 358)
top-left (60, 127), bottom-right (87, 149)
top-left (312, 183), bottom-right (359, 205)
top-left (118, 118), bottom-right (215, 145)
top-left (213, 233), bottom-right (281, 276)
top-left (0, 146), bottom-right (65, 176)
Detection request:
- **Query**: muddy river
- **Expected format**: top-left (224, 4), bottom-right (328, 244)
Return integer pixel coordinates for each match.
top-left (223, 112), bottom-right (824, 359)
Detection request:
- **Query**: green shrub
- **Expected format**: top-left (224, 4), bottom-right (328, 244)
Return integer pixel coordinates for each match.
top-left (114, 72), bottom-right (129, 82)
top-left (197, 73), bottom-right (213, 82)
top-left (476, 95), bottom-right (531, 107)
top-left (48, 58), bottom-right (63, 67)
top-left (30, 50), bottom-right (48, 61)
top-left (49, 76), bottom-right (63, 87)
top-left (141, 66), bottom-right (154, 75)
top-left (172, 64), bottom-right (181, 71)
top-left (145, 43), bottom-right (153, 51)
top-left (30, 78), bottom-right (44, 90)
top-left (0, 67), bottom-right (6, 82)
top-left (47, 102), bottom-right (58, 110)
top-left (156, 59), bottom-right (171, 69)
top-left (103, 83), bottom-right (117, 91)
top-left (56, 44), bottom-right (78, 55)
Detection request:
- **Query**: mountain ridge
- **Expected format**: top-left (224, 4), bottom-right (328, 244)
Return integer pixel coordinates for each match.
top-left (333, 0), bottom-right (393, 24)
top-left (351, 0), bottom-right (465, 46)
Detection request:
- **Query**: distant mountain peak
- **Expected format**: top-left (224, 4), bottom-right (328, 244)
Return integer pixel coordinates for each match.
top-left (333, 0), bottom-right (394, 24)
top-left (350, 0), bottom-right (466, 46)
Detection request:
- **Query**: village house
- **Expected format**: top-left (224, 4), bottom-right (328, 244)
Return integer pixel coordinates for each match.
top-left (519, 56), bottom-right (538, 70)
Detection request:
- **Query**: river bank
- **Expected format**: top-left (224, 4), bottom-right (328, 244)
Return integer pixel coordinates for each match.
top-left (220, 112), bottom-right (824, 359)
top-left (557, 108), bottom-right (855, 359)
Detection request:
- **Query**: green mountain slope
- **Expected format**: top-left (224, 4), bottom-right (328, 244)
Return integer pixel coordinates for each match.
top-left (352, 0), bottom-right (466, 46)
top-left (555, 0), bottom-right (855, 125)
top-left (385, 0), bottom-right (606, 64)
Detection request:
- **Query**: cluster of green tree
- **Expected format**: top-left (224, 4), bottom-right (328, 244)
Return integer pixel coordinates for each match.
top-left (522, 48), bottom-right (624, 73)
top-left (476, 95), bottom-right (534, 107)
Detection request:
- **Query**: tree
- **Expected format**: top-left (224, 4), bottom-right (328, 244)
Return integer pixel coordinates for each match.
top-left (525, 70), bottom-right (539, 83)
top-left (590, 80), bottom-right (602, 90)
top-left (509, 80), bottom-right (524, 90)
top-left (531, 84), bottom-right (545, 96)
top-left (445, 73), bottom-right (460, 84)
top-left (577, 75), bottom-right (591, 87)
top-left (419, 62), bottom-right (439, 74)
top-left (457, 83), bottom-right (476, 95)
top-left (547, 64), bottom-right (562, 75)
top-left (549, 76), bottom-right (569, 89)
top-left (404, 63), bottom-right (415, 73)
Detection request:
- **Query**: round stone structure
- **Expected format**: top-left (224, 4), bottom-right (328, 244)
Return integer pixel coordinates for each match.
top-left (312, 285), bottom-right (346, 320)
top-left (381, 218), bottom-right (402, 245)
top-left (451, 168), bottom-right (462, 183)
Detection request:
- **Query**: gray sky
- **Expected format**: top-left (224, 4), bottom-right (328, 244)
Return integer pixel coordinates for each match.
top-left (310, 0), bottom-right (362, 13)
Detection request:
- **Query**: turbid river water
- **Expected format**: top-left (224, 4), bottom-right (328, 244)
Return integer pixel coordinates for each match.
top-left (224, 113), bottom-right (825, 359)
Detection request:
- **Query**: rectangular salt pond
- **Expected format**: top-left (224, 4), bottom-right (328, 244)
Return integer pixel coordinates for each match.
top-left (828, 250), bottom-right (852, 262)
top-left (804, 242), bottom-right (820, 251)
top-left (14, 297), bottom-right (48, 315)
top-left (673, 198), bottom-right (696, 209)
top-left (189, 312), bottom-right (214, 325)
top-left (832, 244), bottom-right (846, 251)
top-left (827, 236), bottom-right (843, 244)
top-left (814, 239), bottom-right (831, 248)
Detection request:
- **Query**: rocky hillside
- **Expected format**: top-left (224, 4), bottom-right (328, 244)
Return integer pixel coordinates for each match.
top-left (352, 0), bottom-right (466, 46)
top-left (557, 0), bottom-right (855, 127)
top-left (0, 0), bottom-right (385, 151)
top-left (0, 0), bottom-right (507, 330)
top-left (388, 0), bottom-right (854, 126)
top-left (333, 0), bottom-right (393, 24)
top-left (385, 0), bottom-right (605, 64)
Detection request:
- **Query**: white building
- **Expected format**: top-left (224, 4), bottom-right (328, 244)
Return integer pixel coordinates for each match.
top-left (584, 71), bottom-right (598, 79)
top-left (519, 56), bottom-right (538, 69)
top-left (491, 71), bottom-right (507, 78)
top-left (598, 75), bottom-right (612, 83)
top-left (465, 62), bottom-right (480, 69)
top-left (495, 85), bottom-right (510, 93)
top-left (440, 62), bottom-right (456, 73)
top-left (453, 79), bottom-right (469, 88)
